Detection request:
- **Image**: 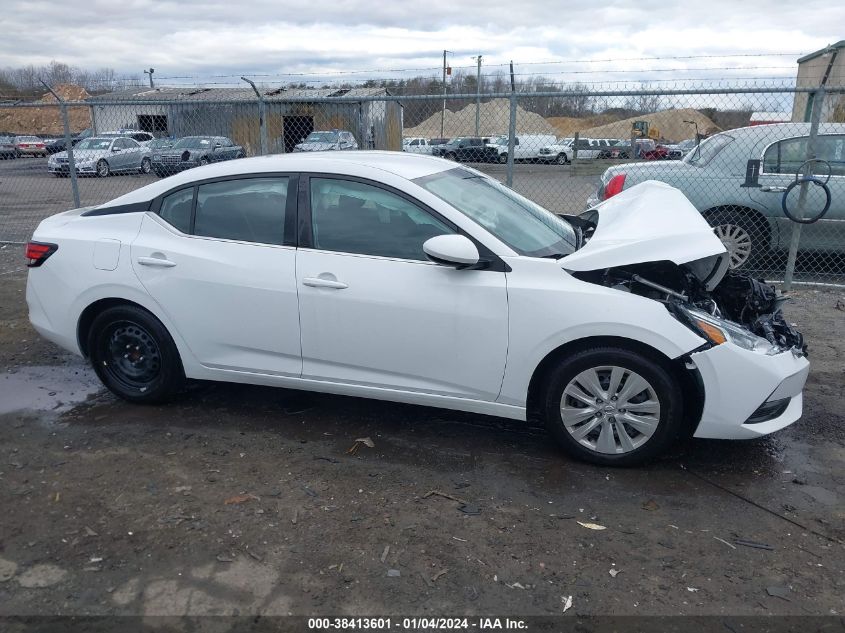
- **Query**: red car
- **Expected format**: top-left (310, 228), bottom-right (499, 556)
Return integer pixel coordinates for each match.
top-left (14, 136), bottom-right (47, 157)
top-left (640, 143), bottom-right (671, 161)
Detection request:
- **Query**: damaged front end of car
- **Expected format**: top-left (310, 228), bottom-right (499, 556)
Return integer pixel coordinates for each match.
top-left (561, 180), bottom-right (806, 358)
top-left (571, 260), bottom-right (807, 357)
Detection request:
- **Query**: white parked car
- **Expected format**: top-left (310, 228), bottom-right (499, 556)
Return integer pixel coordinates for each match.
top-left (26, 153), bottom-right (808, 466)
top-left (101, 130), bottom-right (157, 148)
top-left (403, 137), bottom-right (433, 154)
top-left (486, 134), bottom-right (557, 163)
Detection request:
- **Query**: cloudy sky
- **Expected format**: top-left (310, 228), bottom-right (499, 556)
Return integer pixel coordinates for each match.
top-left (2, 0), bottom-right (843, 86)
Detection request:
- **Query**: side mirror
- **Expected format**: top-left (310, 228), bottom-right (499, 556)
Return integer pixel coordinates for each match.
top-left (423, 235), bottom-right (480, 268)
top-left (112, 147), bottom-right (120, 152)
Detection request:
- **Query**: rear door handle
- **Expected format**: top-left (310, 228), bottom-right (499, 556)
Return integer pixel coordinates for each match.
top-left (137, 256), bottom-right (177, 268)
top-left (303, 277), bottom-right (348, 290)
top-left (760, 185), bottom-right (787, 192)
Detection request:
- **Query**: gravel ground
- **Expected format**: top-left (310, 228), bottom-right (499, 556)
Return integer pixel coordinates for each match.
top-left (0, 247), bottom-right (843, 618)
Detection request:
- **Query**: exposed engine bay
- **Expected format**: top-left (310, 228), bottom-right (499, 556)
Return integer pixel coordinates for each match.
top-left (572, 261), bottom-right (807, 355)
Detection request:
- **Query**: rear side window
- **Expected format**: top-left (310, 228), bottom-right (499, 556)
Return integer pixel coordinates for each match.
top-left (194, 178), bottom-right (290, 244)
top-left (159, 188), bottom-right (193, 233)
top-left (764, 135), bottom-right (845, 176)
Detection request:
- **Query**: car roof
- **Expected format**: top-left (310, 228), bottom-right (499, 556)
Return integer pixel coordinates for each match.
top-left (97, 151), bottom-right (459, 209)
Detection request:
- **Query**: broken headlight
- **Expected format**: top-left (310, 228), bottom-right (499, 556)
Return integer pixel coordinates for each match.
top-left (676, 306), bottom-right (781, 354)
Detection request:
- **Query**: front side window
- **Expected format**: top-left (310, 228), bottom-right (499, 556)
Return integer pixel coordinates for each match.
top-left (306, 132), bottom-right (338, 143)
top-left (309, 178), bottom-right (452, 260)
top-left (194, 178), bottom-right (290, 244)
top-left (414, 167), bottom-right (577, 258)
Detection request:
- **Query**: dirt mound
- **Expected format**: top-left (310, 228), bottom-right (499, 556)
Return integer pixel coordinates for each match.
top-left (546, 113), bottom-right (623, 137)
top-left (0, 84), bottom-right (92, 136)
top-left (579, 108), bottom-right (720, 143)
top-left (405, 98), bottom-right (557, 137)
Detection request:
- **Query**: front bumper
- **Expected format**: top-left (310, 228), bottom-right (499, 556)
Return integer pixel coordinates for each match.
top-left (690, 343), bottom-right (809, 439)
top-left (49, 163), bottom-right (96, 174)
top-left (152, 161), bottom-right (197, 173)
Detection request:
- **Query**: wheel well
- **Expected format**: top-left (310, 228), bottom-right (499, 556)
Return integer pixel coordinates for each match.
top-left (702, 205), bottom-right (772, 244)
top-left (77, 298), bottom-right (149, 358)
top-left (525, 336), bottom-right (704, 434)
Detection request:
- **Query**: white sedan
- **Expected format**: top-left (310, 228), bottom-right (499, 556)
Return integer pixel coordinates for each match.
top-left (25, 153), bottom-right (809, 466)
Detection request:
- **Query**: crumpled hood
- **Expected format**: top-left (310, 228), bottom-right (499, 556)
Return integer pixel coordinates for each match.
top-left (562, 180), bottom-right (729, 287)
top-left (295, 142), bottom-right (339, 152)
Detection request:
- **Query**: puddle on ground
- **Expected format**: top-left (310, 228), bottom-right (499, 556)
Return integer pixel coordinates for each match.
top-left (0, 364), bottom-right (101, 414)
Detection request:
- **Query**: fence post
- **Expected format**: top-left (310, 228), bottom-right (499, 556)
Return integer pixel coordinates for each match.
top-left (241, 77), bottom-right (267, 155)
top-left (783, 86), bottom-right (825, 290)
top-left (40, 81), bottom-right (80, 209)
top-left (506, 94), bottom-right (517, 187)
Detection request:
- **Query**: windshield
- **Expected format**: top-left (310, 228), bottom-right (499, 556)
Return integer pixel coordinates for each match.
top-left (414, 167), bottom-right (578, 258)
top-left (305, 132), bottom-right (338, 143)
top-left (75, 138), bottom-right (112, 150)
top-left (149, 138), bottom-right (173, 149)
top-left (684, 134), bottom-right (734, 166)
top-left (489, 136), bottom-right (508, 145)
top-left (173, 137), bottom-right (214, 149)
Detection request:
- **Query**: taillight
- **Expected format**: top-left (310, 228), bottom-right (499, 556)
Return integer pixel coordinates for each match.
top-left (603, 174), bottom-right (626, 200)
top-left (25, 241), bottom-right (58, 267)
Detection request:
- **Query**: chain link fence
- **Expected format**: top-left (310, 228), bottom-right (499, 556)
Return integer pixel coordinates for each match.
top-left (1, 85), bottom-right (843, 284)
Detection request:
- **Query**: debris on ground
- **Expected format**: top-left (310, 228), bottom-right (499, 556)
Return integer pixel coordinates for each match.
top-left (766, 586), bottom-right (791, 601)
top-left (432, 569), bottom-right (448, 582)
top-left (734, 539), bottom-right (774, 551)
top-left (609, 568), bottom-right (621, 577)
top-left (224, 493), bottom-right (259, 505)
top-left (642, 499), bottom-right (659, 511)
top-left (83, 526), bottom-right (98, 537)
top-left (216, 554), bottom-right (235, 563)
top-left (713, 536), bottom-right (737, 549)
top-left (423, 490), bottom-right (468, 504)
top-left (687, 587), bottom-right (699, 593)
top-left (457, 503), bottom-right (481, 515)
top-left (576, 521), bottom-right (607, 530)
top-left (380, 545), bottom-right (390, 563)
top-left (347, 437), bottom-right (375, 455)
top-left (562, 595), bottom-right (573, 613)
top-left (387, 569), bottom-right (401, 577)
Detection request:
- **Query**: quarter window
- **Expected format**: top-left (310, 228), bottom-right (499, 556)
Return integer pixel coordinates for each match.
top-left (159, 188), bottom-right (193, 234)
top-left (309, 178), bottom-right (453, 260)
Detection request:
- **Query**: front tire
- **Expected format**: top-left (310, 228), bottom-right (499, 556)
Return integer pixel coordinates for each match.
top-left (556, 152), bottom-right (569, 165)
top-left (88, 305), bottom-right (185, 404)
top-left (140, 157), bottom-right (151, 174)
top-left (96, 159), bottom-right (110, 177)
top-left (498, 153), bottom-right (508, 164)
top-left (542, 346), bottom-right (683, 466)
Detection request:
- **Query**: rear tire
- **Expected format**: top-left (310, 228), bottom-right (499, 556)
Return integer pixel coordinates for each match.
top-left (542, 346), bottom-right (683, 467)
top-left (88, 305), bottom-right (185, 404)
top-left (498, 153), bottom-right (508, 164)
top-left (705, 208), bottom-right (767, 270)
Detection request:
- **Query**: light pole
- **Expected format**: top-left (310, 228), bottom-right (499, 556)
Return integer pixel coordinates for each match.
top-left (144, 68), bottom-right (155, 88)
top-left (472, 54), bottom-right (483, 136)
top-left (440, 50), bottom-right (452, 139)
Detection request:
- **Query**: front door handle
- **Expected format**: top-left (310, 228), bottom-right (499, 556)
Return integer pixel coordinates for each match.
top-left (137, 256), bottom-right (177, 268)
top-left (303, 277), bottom-right (348, 290)
top-left (760, 185), bottom-right (787, 193)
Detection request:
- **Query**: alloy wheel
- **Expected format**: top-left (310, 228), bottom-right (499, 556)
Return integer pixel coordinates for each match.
top-left (713, 223), bottom-right (753, 269)
top-left (559, 365), bottom-right (660, 454)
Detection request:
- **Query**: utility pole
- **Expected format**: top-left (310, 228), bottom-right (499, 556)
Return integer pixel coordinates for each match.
top-left (144, 68), bottom-right (155, 88)
top-left (440, 50), bottom-right (451, 139)
top-left (473, 54), bottom-right (483, 136)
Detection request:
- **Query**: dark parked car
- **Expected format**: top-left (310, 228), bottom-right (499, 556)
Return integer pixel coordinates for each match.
top-left (151, 136), bottom-right (245, 177)
top-left (43, 128), bottom-right (93, 154)
top-left (431, 137), bottom-right (494, 162)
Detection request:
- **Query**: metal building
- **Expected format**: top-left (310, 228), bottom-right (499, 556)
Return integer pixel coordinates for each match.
top-left (792, 41), bottom-right (845, 123)
top-left (86, 87), bottom-right (404, 154)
